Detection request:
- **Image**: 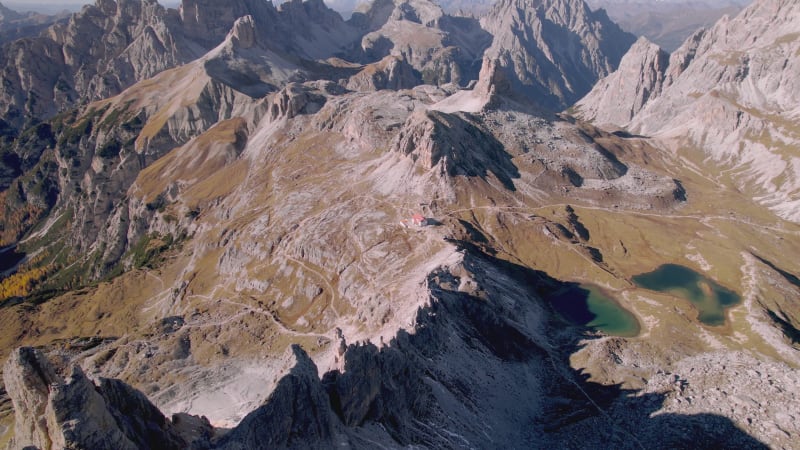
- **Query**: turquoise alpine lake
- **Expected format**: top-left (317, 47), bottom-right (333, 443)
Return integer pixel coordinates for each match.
top-left (632, 264), bottom-right (741, 327)
top-left (549, 284), bottom-right (640, 337)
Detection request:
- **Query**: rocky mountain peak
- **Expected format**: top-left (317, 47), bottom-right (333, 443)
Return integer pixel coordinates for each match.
top-left (392, 107), bottom-right (519, 190)
top-left (352, 0), bottom-right (444, 29)
top-left (350, 0), bottom-right (395, 31)
top-left (575, 36), bottom-right (669, 125)
top-left (663, 27), bottom-right (706, 85)
top-left (179, 0), bottom-right (273, 48)
top-left (266, 82), bottom-right (330, 121)
top-left (481, 0), bottom-right (636, 110)
top-left (277, 0), bottom-right (345, 28)
top-left (474, 57), bottom-right (512, 101)
top-left (4, 347), bottom-right (194, 450)
top-left (228, 14), bottom-right (257, 48)
top-left (392, 0), bottom-right (445, 26)
top-left (345, 54), bottom-right (421, 91)
top-left (348, 0), bottom-right (490, 86)
top-left (576, 0), bottom-right (800, 221)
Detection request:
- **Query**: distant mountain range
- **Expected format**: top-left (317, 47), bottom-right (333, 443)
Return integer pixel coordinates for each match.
top-left (0, 1), bottom-right (70, 42)
top-left (0, 0), bottom-right (751, 52)
top-left (586, 0), bottom-right (748, 51)
top-left (417, 0), bottom-right (748, 52)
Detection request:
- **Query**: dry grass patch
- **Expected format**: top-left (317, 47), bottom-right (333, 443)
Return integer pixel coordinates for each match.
top-left (136, 118), bottom-right (248, 204)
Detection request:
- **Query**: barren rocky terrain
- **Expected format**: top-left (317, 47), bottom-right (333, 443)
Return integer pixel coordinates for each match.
top-left (0, 0), bottom-right (797, 449)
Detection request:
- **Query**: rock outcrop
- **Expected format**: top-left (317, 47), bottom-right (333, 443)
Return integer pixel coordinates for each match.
top-left (348, 0), bottom-right (492, 86)
top-left (266, 82), bottom-right (331, 122)
top-left (346, 55), bottom-right (421, 92)
top-left (575, 36), bottom-right (669, 125)
top-left (3, 347), bottom-right (193, 450)
top-left (3, 347), bottom-right (59, 450)
top-left (392, 109), bottom-right (519, 189)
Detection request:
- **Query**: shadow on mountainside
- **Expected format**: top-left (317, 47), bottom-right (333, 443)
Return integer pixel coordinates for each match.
top-left (752, 253), bottom-right (800, 291)
top-left (2, 243), bottom-right (769, 449)
top-left (0, 247), bottom-right (25, 275)
top-left (0, 247), bottom-right (27, 309)
top-left (431, 110), bottom-right (521, 191)
top-left (611, 130), bottom-right (649, 139)
top-left (453, 242), bottom-right (768, 449)
top-left (225, 239), bottom-right (768, 448)
top-left (439, 15), bottom-right (494, 82)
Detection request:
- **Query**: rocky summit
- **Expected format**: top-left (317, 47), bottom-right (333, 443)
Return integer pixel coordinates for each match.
top-left (481, 0), bottom-right (635, 110)
top-left (0, 0), bottom-right (798, 449)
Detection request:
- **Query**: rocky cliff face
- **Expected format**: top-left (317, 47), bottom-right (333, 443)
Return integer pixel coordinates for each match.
top-left (481, 0), bottom-right (636, 110)
top-left (0, 0), bottom-right (333, 130)
top-left (3, 347), bottom-right (198, 450)
top-left (576, 36), bottom-right (669, 124)
top-left (0, 0), bottom-right (190, 129)
top-left (6, 238), bottom-right (794, 448)
top-left (0, 0), bottom-right (359, 278)
top-left (348, 0), bottom-right (492, 86)
top-left (577, 0), bottom-right (800, 222)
